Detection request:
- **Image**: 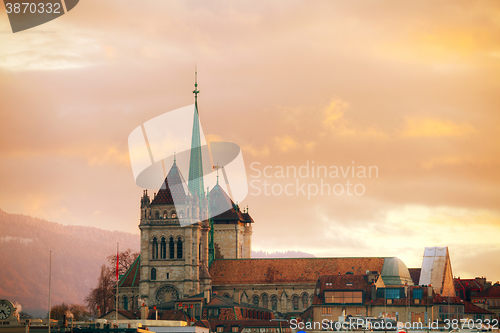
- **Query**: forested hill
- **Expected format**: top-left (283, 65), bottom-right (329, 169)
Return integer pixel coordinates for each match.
top-left (0, 209), bottom-right (139, 317)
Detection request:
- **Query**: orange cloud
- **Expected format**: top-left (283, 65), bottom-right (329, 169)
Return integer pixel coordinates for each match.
top-left (402, 118), bottom-right (475, 138)
top-left (241, 144), bottom-right (271, 157)
top-left (274, 135), bottom-right (298, 152)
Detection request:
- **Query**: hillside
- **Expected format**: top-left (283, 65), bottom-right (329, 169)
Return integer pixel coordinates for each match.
top-left (0, 209), bottom-right (139, 316)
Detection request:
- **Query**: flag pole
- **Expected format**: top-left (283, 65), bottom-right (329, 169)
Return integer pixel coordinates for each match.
top-left (116, 242), bottom-right (119, 327)
top-left (48, 250), bottom-right (52, 333)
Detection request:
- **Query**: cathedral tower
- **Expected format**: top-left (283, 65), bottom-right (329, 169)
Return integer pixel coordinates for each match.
top-left (138, 72), bottom-right (211, 306)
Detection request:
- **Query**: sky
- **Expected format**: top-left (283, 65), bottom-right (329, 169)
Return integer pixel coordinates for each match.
top-left (1, 0), bottom-right (499, 282)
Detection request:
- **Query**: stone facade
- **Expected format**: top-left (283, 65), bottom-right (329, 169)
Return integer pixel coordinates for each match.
top-left (215, 285), bottom-right (314, 314)
top-left (136, 160), bottom-right (212, 306)
top-left (213, 223), bottom-right (252, 259)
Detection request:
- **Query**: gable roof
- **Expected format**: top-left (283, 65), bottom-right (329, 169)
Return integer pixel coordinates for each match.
top-left (100, 309), bottom-right (140, 320)
top-left (119, 255), bottom-right (140, 287)
top-left (210, 258), bottom-right (385, 285)
top-left (151, 162), bottom-right (187, 205)
top-left (209, 184), bottom-right (253, 224)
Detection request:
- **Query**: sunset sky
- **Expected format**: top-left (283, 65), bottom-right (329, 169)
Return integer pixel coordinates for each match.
top-left (1, 1), bottom-right (499, 282)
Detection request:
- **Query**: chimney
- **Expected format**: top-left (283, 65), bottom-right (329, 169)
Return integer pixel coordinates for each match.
top-left (428, 285), bottom-right (433, 298)
top-left (204, 289), bottom-right (211, 304)
top-left (371, 283), bottom-right (377, 301)
top-left (141, 305), bottom-right (149, 320)
top-left (235, 291), bottom-right (240, 304)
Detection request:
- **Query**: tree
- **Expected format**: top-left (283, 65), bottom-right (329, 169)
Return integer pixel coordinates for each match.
top-left (50, 303), bottom-right (91, 321)
top-left (85, 264), bottom-right (115, 317)
top-left (85, 249), bottom-right (139, 317)
top-left (107, 248), bottom-right (139, 277)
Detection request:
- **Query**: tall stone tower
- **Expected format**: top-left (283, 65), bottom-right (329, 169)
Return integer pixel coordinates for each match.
top-left (138, 73), bottom-right (211, 306)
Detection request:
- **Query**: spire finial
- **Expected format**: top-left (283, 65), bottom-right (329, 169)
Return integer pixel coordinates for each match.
top-left (193, 65), bottom-right (199, 105)
top-left (174, 151), bottom-right (176, 164)
top-left (215, 163), bottom-right (219, 185)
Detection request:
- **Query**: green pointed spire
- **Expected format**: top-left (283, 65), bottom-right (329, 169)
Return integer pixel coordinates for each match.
top-left (188, 68), bottom-right (205, 199)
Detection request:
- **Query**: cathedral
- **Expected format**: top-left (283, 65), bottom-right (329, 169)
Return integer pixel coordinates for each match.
top-left (117, 76), bottom-right (454, 317)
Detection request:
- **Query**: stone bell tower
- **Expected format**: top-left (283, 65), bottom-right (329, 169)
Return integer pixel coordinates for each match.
top-left (138, 71), bottom-right (211, 306)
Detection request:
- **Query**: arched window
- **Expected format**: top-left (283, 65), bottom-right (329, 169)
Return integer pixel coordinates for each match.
top-left (169, 237), bottom-right (175, 259)
top-left (152, 237), bottom-right (158, 259)
top-left (123, 296), bottom-right (128, 310)
top-left (177, 237), bottom-right (183, 259)
top-left (151, 268), bottom-right (156, 280)
top-left (163, 211), bottom-right (167, 219)
top-left (302, 293), bottom-right (309, 309)
top-left (155, 211), bottom-right (159, 219)
top-left (160, 237), bottom-right (166, 259)
top-left (271, 295), bottom-right (278, 311)
top-left (262, 294), bottom-right (269, 308)
top-left (252, 295), bottom-right (259, 306)
top-left (172, 211), bottom-right (177, 218)
top-left (292, 295), bottom-right (299, 311)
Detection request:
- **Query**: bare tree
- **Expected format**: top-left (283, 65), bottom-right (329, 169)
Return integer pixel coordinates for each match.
top-left (85, 264), bottom-right (115, 317)
top-left (50, 303), bottom-right (91, 321)
top-left (107, 248), bottom-right (139, 277)
top-left (85, 249), bottom-right (139, 317)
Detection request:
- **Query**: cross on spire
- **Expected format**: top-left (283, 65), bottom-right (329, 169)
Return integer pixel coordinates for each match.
top-left (193, 65), bottom-right (199, 105)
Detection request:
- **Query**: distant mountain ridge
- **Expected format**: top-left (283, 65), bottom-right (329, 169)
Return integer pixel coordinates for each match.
top-left (251, 250), bottom-right (315, 258)
top-left (0, 209), bottom-right (140, 317)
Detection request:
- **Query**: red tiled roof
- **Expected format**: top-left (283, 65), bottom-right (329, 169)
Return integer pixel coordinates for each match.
top-left (100, 309), bottom-right (140, 319)
top-left (433, 295), bottom-right (464, 305)
top-left (408, 268), bottom-right (421, 285)
top-left (464, 301), bottom-right (494, 314)
top-left (119, 255), bottom-right (140, 287)
top-left (474, 284), bottom-right (500, 298)
top-left (210, 258), bottom-right (385, 285)
top-left (151, 162), bottom-right (187, 205)
top-left (147, 310), bottom-right (191, 321)
top-left (194, 319), bottom-right (210, 328)
top-left (454, 278), bottom-right (484, 291)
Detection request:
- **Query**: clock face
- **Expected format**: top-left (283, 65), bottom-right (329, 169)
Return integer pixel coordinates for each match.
top-left (0, 301), bottom-right (12, 320)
